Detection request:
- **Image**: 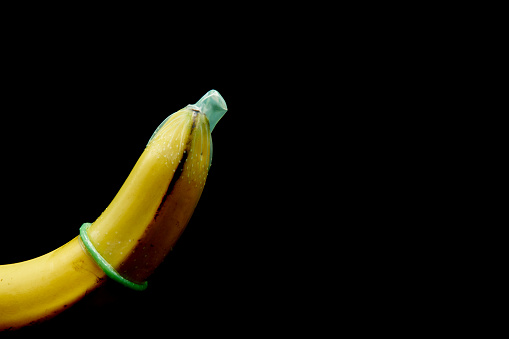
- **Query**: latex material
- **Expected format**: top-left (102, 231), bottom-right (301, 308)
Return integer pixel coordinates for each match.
top-left (80, 223), bottom-right (148, 291)
top-left (148, 89), bottom-right (227, 146)
top-left (190, 89), bottom-right (228, 132)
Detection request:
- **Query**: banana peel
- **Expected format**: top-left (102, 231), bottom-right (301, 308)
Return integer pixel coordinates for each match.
top-left (0, 90), bottom-right (227, 331)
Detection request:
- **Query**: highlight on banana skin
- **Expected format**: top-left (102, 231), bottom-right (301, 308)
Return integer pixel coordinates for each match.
top-left (0, 90), bottom-right (228, 331)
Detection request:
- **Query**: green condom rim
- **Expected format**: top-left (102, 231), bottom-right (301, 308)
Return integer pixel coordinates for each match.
top-left (79, 223), bottom-right (148, 291)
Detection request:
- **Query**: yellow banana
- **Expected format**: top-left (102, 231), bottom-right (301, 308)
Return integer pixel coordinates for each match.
top-left (0, 90), bottom-right (227, 331)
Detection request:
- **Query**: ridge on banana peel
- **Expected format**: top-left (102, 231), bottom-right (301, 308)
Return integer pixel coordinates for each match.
top-left (0, 90), bottom-right (227, 331)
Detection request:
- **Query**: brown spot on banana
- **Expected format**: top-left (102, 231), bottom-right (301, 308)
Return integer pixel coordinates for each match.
top-left (120, 110), bottom-right (210, 283)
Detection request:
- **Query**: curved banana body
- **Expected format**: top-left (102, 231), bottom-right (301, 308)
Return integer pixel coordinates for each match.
top-left (0, 238), bottom-right (105, 330)
top-left (0, 90), bottom-right (225, 331)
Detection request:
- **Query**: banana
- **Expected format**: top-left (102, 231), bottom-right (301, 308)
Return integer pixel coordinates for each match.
top-left (0, 90), bottom-right (227, 331)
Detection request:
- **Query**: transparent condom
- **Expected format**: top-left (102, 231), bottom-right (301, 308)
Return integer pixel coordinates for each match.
top-left (81, 90), bottom-right (228, 290)
top-left (148, 89), bottom-right (228, 167)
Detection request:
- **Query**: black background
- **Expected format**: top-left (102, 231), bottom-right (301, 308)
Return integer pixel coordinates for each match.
top-left (0, 8), bottom-right (436, 337)
top-left (0, 7), bottom-right (370, 336)
top-left (0, 6), bottom-right (477, 337)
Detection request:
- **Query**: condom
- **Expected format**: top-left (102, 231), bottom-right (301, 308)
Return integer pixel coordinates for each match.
top-left (80, 223), bottom-right (148, 291)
